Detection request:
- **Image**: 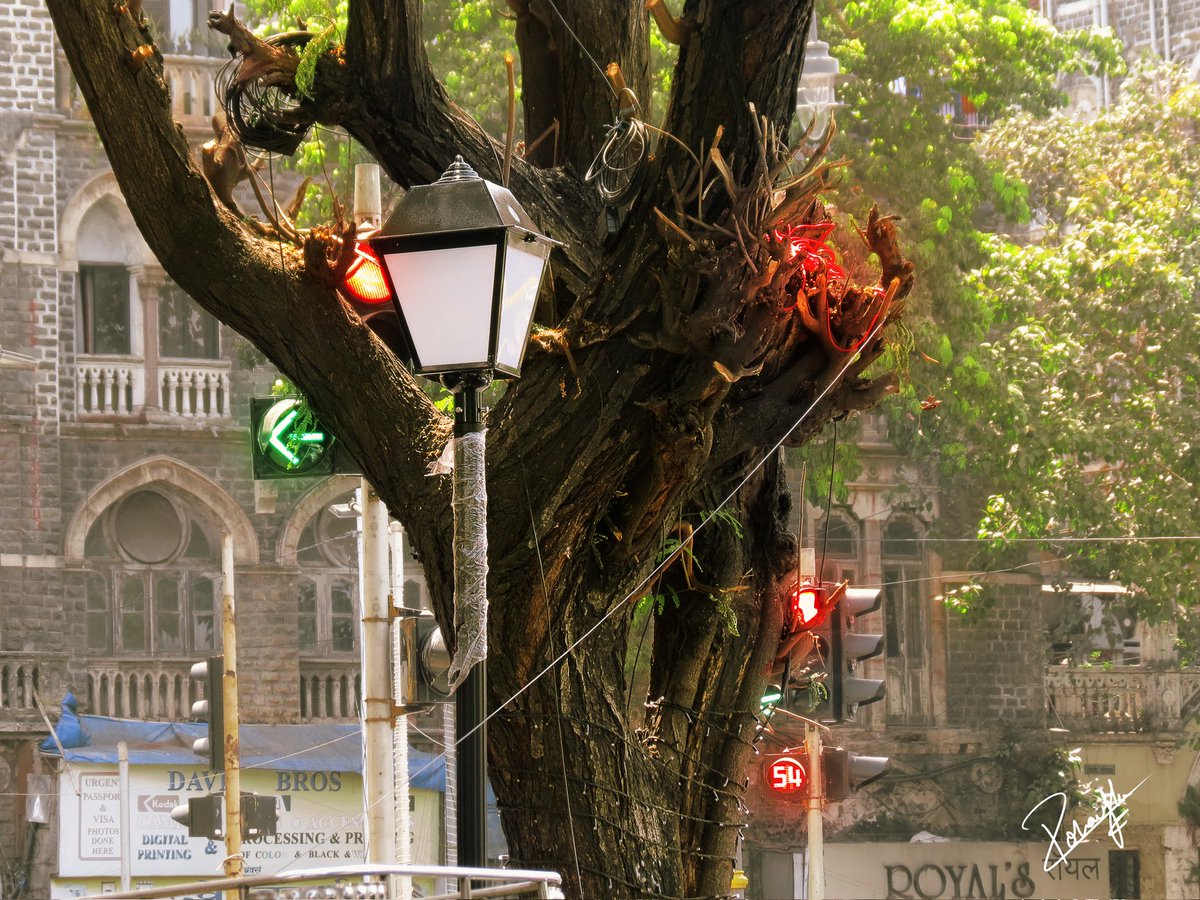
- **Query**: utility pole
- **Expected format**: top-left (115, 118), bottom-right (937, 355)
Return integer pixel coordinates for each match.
top-left (118, 742), bottom-right (130, 892)
top-left (220, 532), bottom-right (243, 882)
top-left (390, 521), bottom-right (413, 900)
top-left (352, 164), bottom-right (400, 876)
top-left (805, 720), bottom-right (824, 900)
top-left (360, 480), bottom-right (398, 867)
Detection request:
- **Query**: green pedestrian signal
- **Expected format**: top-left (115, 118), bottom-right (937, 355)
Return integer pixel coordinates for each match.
top-left (250, 398), bottom-right (336, 479)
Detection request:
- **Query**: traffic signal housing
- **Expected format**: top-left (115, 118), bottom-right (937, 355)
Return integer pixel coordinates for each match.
top-left (169, 793), bottom-right (279, 840)
top-left (170, 794), bottom-right (223, 839)
top-left (397, 610), bottom-right (452, 712)
top-left (808, 584), bottom-right (885, 724)
top-left (823, 747), bottom-right (891, 801)
top-left (833, 586), bottom-right (886, 723)
top-left (189, 656), bottom-right (224, 771)
top-left (340, 241), bottom-right (411, 362)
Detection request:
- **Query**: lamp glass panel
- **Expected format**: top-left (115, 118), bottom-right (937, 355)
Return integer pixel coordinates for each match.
top-left (496, 236), bottom-right (550, 371)
top-left (383, 243), bottom-right (497, 370)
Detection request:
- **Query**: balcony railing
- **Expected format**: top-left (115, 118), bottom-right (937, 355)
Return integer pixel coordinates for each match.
top-left (76, 358), bottom-right (231, 419)
top-left (57, 52), bottom-right (225, 132)
top-left (77, 358), bottom-right (145, 416)
top-left (87, 660), bottom-right (204, 721)
top-left (1046, 667), bottom-right (1200, 735)
top-left (1, 654), bottom-right (68, 712)
top-left (158, 362), bottom-right (231, 418)
top-left (299, 661), bottom-right (361, 723)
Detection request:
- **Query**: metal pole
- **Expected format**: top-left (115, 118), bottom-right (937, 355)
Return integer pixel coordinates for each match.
top-left (390, 521), bottom-right (413, 900)
top-left (220, 532), bottom-right (243, 882)
top-left (118, 741), bottom-right (130, 892)
top-left (453, 379), bottom-right (488, 869)
top-left (360, 481), bottom-right (398, 867)
top-left (805, 722), bottom-right (824, 900)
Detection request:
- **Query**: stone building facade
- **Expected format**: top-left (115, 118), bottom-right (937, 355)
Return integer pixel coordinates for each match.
top-left (3, 1), bottom-right (1200, 898)
top-left (0, 2), bottom-right (441, 895)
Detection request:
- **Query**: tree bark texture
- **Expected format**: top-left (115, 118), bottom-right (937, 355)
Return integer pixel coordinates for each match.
top-left (47, 1), bottom-right (912, 896)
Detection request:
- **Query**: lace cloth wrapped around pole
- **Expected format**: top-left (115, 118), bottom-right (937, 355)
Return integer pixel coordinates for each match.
top-left (446, 430), bottom-right (488, 689)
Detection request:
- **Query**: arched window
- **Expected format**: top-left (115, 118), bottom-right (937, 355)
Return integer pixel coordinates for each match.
top-left (295, 493), bottom-right (359, 657)
top-left (76, 198), bottom-right (138, 357)
top-left (83, 488), bottom-right (220, 655)
top-left (882, 514), bottom-right (930, 724)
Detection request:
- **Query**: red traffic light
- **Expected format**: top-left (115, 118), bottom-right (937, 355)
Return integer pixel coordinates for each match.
top-left (342, 243), bottom-right (391, 304)
top-left (789, 584), bottom-right (826, 631)
top-left (764, 755), bottom-right (808, 797)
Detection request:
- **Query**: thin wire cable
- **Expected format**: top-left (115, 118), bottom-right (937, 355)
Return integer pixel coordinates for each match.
top-left (521, 473), bottom-right (584, 893)
top-left (540, 0), bottom-right (618, 102)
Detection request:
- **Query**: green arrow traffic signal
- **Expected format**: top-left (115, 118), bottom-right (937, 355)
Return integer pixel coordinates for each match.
top-left (251, 398), bottom-right (336, 479)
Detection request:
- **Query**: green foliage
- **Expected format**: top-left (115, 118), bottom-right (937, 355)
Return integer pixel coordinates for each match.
top-left (937, 580), bottom-right (985, 621)
top-left (295, 20), bottom-right (339, 100)
top-left (636, 510), bottom-right (745, 636)
top-left (948, 65), bottom-right (1200, 626)
top-left (822, 0), bottom-right (1121, 424)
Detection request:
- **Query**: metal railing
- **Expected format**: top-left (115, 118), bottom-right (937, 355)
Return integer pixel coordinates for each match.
top-left (79, 864), bottom-right (565, 899)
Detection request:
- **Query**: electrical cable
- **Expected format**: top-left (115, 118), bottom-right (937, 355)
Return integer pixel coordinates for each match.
top-left (520, 472), bottom-right (585, 893)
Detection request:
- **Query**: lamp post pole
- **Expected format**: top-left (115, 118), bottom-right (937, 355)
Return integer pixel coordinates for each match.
top-left (451, 375), bottom-right (489, 868)
top-left (361, 153), bottom-right (561, 872)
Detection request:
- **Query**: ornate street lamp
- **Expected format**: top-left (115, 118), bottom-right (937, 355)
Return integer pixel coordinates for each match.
top-left (369, 155), bottom-right (559, 378)
top-left (796, 16), bottom-right (841, 142)
top-left (366, 156), bottom-right (560, 871)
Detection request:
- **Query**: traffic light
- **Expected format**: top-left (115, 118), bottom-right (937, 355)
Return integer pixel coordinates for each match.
top-left (250, 397), bottom-right (337, 480)
top-left (242, 793), bottom-right (280, 839)
top-left (339, 241), bottom-right (411, 361)
top-left (827, 586), bottom-right (886, 724)
top-left (396, 610), bottom-right (452, 711)
top-left (189, 656), bottom-right (224, 771)
top-left (170, 794), bottom-right (223, 839)
top-left (170, 793), bottom-right (279, 840)
top-left (822, 747), bottom-right (890, 801)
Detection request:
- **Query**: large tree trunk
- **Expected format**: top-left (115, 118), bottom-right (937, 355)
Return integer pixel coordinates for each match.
top-left (47, 0), bottom-right (911, 895)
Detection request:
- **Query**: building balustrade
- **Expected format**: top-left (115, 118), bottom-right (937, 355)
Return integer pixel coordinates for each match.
top-left (76, 359), bottom-right (231, 419)
top-left (1045, 666), bottom-right (1200, 735)
top-left (76, 359), bottom-right (144, 416)
top-left (57, 52), bottom-right (223, 132)
top-left (158, 362), bottom-right (231, 418)
top-left (87, 659), bottom-right (203, 721)
top-left (299, 661), bottom-right (361, 723)
top-left (0, 654), bottom-right (66, 713)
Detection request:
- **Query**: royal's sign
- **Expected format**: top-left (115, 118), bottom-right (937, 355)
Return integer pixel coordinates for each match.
top-left (824, 842), bottom-right (1109, 899)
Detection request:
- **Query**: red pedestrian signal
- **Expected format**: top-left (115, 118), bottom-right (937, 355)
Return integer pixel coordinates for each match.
top-left (342, 243), bottom-right (391, 304)
top-left (789, 583), bottom-right (826, 631)
top-left (764, 755), bottom-right (808, 798)
top-left (338, 242), bottom-right (410, 361)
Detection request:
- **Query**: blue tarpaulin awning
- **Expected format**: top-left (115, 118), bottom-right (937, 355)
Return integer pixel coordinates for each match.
top-left (39, 705), bottom-right (446, 791)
